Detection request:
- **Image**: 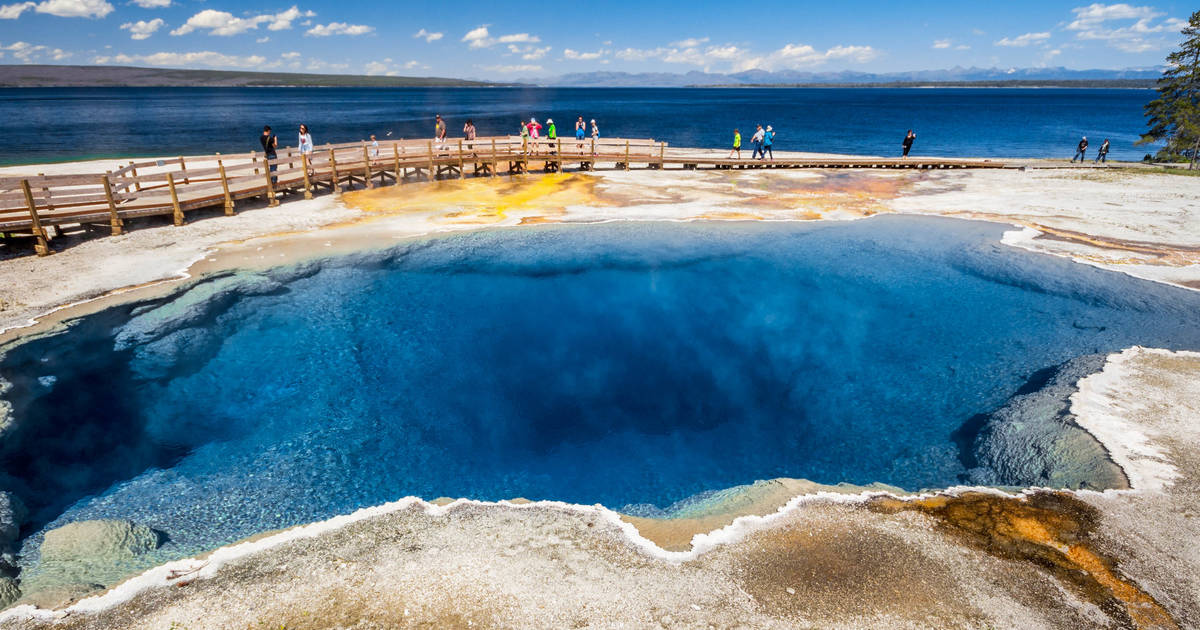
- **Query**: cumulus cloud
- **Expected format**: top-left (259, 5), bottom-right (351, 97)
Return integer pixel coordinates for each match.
top-left (130, 0), bottom-right (169, 6)
top-left (120, 18), bottom-right (163, 40)
top-left (614, 40), bottom-right (877, 72)
top-left (563, 48), bottom-right (606, 61)
top-left (1065, 2), bottom-right (1186, 52)
top-left (0, 0), bottom-right (112, 18)
top-left (933, 39), bottom-right (952, 49)
top-left (670, 37), bottom-right (708, 48)
top-left (171, 6), bottom-right (314, 36)
top-left (93, 50), bottom-right (271, 68)
top-left (306, 22), bottom-right (372, 36)
top-left (994, 32), bottom-right (1052, 47)
top-left (413, 28), bottom-right (442, 42)
top-left (461, 25), bottom-right (540, 49)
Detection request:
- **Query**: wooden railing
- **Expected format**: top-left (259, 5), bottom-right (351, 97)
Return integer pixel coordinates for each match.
top-left (0, 136), bottom-right (1002, 257)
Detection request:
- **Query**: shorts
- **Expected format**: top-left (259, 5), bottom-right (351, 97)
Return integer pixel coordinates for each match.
top-left (576, 131), bottom-right (586, 140)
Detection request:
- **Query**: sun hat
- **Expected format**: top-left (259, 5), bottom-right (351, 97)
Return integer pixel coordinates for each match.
top-left (767, 125), bottom-right (773, 131)
top-left (590, 119), bottom-right (595, 123)
top-left (547, 118), bottom-right (554, 123)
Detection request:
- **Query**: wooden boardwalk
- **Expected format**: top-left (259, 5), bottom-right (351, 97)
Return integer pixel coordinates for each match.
top-left (0, 136), bottom-right (1005, 257)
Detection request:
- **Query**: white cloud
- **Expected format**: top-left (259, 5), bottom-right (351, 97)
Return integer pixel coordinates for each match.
top-left (413, 28), bottom-right (442, 42)
top-left (994, 32), bottom-right (1052, 47)
top-left (520, 45), bottom-right (549, 60)
top-left (933, 39), bottom-right (951, 49)
top-left (94, 50), bottom-right (270, 68)
top-left (670, 37), bottom-right (708, 48)
top-left (0, 40), bottom-right (67, 61)
top-left (364, 60), bottom-right (395, 76)
top-left (614, 41), bottom-right (877, 72)
top-left (461, 25), bottom-right (540, 49)
top-left (0, 0), bottom-right (112, 18)
top-left (255, 36), bottom-right (269, 43)
top-left (477, 63), bottom-right (542, 73)
top-left (281, 51), bottom-right (300, 59)
top-left (563, 48), bottom-right (606, 61)
top-left (130, 0), bottom-right (168, 6)
top-left (267, 6), bottom-right (314, 31)
top-left (120, 18), bottom-right (163, 40)
top-left (1065, 3), bottom-right (1185, 52)
top-left (171, 6), bottom-right (314, 36)
top-left (0, 3), bottom-right (34, 19)
top-left (306, 22), bottom-right (373, 36)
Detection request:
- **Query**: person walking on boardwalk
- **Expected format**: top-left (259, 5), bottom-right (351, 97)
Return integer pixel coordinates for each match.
top-left (435, 114), bottom-right (447, 149)
top-left (590, 119), bottom-right (600, 155)
top-left (369, 134), bottom-right (380, 158)
top-left (902, 129), bottom-right (916, 158)
top-left (463, 119), bottom-right (477, 156)
top-left (1071, 136), bottom-right (1088, 162)
top-left (527, 118), bottom-right (542, 154)
top-left (1095, 138), bottom-right (1110, 164)
top-left (762, 125), bottom-right (775, 160)
top-left (575, 116), bottom-right (586, 153)
top-left (750, 125), bottom-right (765, 160)
top-left (728, 128), bottom-right (742, 159)
top-left (520, 120), bottom-right (530, 154)
top-left (260, 125), bottom-right (278, 184)
top-left (298, 124), bottom-right (314, 177)
top-left (546, 118), bottom-right (557, 154)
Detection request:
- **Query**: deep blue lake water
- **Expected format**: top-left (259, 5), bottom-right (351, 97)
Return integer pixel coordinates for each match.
top-left (0, 86), bottom-right (1156, 164)
top-left (3, 217), bottom-right (1200, 572)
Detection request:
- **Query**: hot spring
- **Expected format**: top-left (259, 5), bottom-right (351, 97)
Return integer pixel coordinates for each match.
top-left (3, 216), bottom-right (1200, 586)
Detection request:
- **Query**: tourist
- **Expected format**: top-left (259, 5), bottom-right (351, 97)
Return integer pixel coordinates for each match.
top-left (1071, 136), bottom-right (1088, 163)
top-left (369, 134), bottom-right (379, 159)
top-left (1095, 138), bottom-right (1110, 164)
top-left (902, 129), bottom-right (916, 158)
top-left (520, 120), bottom-right (530, 154)
top-left (762, 125), bottom-right (775, 160)
top-left (527, 118), bottom-right (542, 154)
top-left (463, 119), bottom-right (476, 156)
top-left (728, 128), bottom-right (741, 159)
top-left (750, 125), bottom-right (765, 159)
top-left (590, 119), bottom-right (600, 155)
top-left (260, 125), bottom-right (278, 184)
top-left (546, 118), bottom-right (557, 154)
top-left (575, 116), bottom-right (586, 153)
top-left (435, 114), bottom-right (447, 148)
top-left (298, 124), bottom-right (313, 176)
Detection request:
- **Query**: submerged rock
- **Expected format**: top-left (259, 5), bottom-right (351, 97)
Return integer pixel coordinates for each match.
top-left (0, 492), bottom-right (27, 547)
top-left (960, 354), bottom-right (1129, 490)
top-left (0, 576), bottom-right (18, 609)
top-left (40, 520), bottom-right (162, 563)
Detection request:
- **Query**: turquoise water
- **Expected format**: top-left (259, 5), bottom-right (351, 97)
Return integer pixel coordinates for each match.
top-left (0, 87), bottom-right (1156, 164)
top-left (3, 217), bottom-right (1200, 570)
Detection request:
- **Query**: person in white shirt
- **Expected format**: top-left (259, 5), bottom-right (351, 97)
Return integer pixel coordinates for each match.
top-left (298, 124), bottom-right (314, 176)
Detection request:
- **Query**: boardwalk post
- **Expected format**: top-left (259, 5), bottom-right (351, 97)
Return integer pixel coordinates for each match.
top-left (457, 140), bottom-right (465, 179)
top-left (329, 148), bottom-right (341, 193)
top-left (217, 159), bottom-right (235, 215)
top-left (427, 141), bottom-right (435, 181)
top-left (252, 152), bottom-right (260, 176)
top-left (130, 163), bottom-right (142, 192)
top-left (301, 153), bottom-right (313, 199)
top-left (625, 141), bottom-right (630, 171)
top-left (101, 173), bottom-right (124, 235)
top-left (179, 157), bottom-right (189, 184)
top-left (262, 157), bottom-right (279, 207)
top-left (362, 144), bottom-right (373, 189)
top-left (490, 139), bottom-right (497, 178)
top-left (167, 173), bottom-right (185, 226)
top-left (393, 143), bottom-right (401, 182)
top-left (659, 142), bottom-right (665, 168)
top-left (21, 180), bottom-right (50, 256)
top-left (556, 138), bottom-right (562, 172)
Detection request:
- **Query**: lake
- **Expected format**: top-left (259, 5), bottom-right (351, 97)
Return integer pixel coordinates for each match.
top-left (0, 86), bottom-right (1157, 164)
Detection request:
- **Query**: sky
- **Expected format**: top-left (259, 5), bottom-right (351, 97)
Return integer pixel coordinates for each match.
top-left (0, 1), bottom-right (1193, 79)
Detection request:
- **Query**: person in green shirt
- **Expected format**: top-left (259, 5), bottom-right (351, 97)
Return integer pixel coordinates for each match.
top-left (546, 118), bottom-right (557, 154)
top-left (728, 128), bottom-right (741, 159)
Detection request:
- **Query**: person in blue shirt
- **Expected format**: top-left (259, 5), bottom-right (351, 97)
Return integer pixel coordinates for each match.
top-left (762, 125), bottom-right (775, 160)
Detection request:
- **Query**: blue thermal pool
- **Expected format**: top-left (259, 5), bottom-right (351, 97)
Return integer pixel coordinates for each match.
top-left (3, 216), bottom-right (1200, 580)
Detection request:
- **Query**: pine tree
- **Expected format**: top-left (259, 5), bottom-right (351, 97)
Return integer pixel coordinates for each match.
top-left (1139, 10), bottom-right (1200, 168)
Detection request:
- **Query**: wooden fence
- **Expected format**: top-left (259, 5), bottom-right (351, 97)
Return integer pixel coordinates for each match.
top-left (0, 136), bottom-right (1002, 256)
